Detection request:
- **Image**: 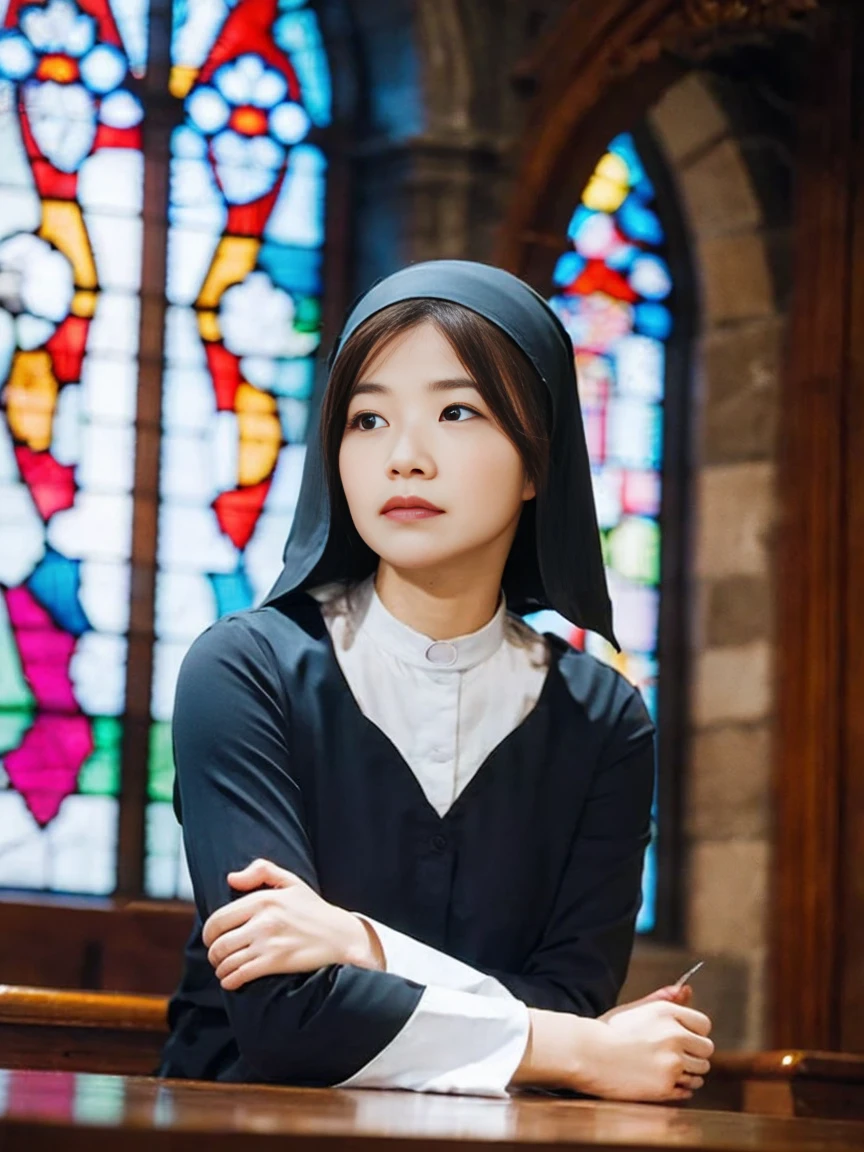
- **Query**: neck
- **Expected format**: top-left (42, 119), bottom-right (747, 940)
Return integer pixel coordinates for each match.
top-left (374, 559), bottom-right (504, 640)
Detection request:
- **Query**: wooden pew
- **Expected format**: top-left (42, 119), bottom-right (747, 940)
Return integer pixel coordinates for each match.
top-left (2, 1068), bottom-right (864, 1152)
top-left (2, 984), bottom-right (863, 1120)
top-left (697, 1050), bottom-right (864, 1120)
top-left (0, 985), bottom-right (167, 1076)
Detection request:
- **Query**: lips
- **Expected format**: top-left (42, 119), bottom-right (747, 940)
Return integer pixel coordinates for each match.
top-left (380, 495), bottom-right (444, 521)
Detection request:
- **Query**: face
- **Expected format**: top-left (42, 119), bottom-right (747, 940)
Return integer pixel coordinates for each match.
top-left (338, 321), bottom-right (536, 581)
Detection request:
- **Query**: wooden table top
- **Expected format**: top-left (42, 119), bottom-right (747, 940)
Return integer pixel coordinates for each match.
top-left (1, 1069), bottom-right (863, 1152)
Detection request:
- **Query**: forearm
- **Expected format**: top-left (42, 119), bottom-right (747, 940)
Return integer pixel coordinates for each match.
top-left (510, 1008), bottom-right (601, 1091)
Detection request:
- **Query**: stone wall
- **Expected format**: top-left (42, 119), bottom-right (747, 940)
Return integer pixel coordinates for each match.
top-left (645, 71), bottom-right (790, 1048)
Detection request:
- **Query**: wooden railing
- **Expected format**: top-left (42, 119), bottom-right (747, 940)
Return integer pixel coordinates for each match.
top-left (0, 984), bottom-right (167, 1076)
top-left (1, 984), bottom-right (863, 1119)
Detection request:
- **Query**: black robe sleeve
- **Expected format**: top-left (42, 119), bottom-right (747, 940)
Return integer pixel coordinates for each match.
top-left (483, 678), bottom-right (655, 1016)
top-left (171, 616), bottom-right (424, 1085)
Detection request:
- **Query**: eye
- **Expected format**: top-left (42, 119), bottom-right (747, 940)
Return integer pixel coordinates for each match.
top-left (348, 411), bottom-right (387, 431)
top-left (440, 404), bottom-right (480, 422)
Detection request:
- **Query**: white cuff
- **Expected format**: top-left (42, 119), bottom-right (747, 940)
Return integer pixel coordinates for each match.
top-left (357, 916), bottom-right (516, 1001)
top-left (337, 985), bottom-right (530, 1097)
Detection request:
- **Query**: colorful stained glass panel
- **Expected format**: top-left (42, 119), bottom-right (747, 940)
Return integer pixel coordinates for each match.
top-left (0, 0), bottom-right (145, 893)
top-left (530, 132), bottom-right (675, 933)
top-left (145, 0), bottom-right (330, 897)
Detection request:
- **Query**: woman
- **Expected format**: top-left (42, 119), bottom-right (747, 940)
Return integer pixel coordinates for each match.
top-left (159, 261), bottom-right (713, 1100)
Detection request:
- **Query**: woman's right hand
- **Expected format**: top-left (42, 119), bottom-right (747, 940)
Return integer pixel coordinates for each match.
top-left (572, 1001), bottom-right (714, 1102)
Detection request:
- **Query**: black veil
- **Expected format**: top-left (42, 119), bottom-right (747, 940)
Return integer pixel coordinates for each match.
top-left (262, 260), bottom-right (617, 648)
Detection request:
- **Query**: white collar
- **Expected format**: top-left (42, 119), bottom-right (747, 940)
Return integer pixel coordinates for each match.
top-left (356, 576), bottom-right (506, 672)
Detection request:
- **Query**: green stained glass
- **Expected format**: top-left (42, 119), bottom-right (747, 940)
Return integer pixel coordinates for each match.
top-left (148, 721), bottom-right (175, 803)
top-left (77, 718), bottom-right (123, 797)
top-left (294, 295), bottom-right (321, 332)
top-left (0, 607), bottom-right (34, 715)
top-left (608, 517), bottom-right (661, 585)
top-left (0, 709), bottom-right (34, 760)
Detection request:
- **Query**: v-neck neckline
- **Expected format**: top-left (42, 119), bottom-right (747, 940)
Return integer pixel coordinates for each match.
top-left (302, 593), bottom-right (563, 825)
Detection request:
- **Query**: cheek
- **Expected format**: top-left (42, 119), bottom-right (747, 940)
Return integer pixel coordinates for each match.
top-left (338, 442), bottom-right (366, 514)
top-left (450, 432), bottom-right (527, 502)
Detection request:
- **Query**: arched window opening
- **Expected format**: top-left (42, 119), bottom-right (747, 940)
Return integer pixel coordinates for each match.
top-left (525, 130), bottom-right (692, 936)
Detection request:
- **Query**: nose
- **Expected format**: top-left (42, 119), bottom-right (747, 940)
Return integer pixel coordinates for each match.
top-left (386, 427), bottom-right (437, 479)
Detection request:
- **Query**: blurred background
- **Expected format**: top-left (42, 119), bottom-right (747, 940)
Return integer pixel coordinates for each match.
top-left (0, 0), bottom-right (861, 1057)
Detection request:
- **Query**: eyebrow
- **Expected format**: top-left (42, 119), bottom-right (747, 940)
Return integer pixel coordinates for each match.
top-left (350, 377), bottom-right (479, 398)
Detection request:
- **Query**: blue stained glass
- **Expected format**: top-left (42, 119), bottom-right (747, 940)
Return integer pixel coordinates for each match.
top-left (257, 242), bottom-right (321, 295)
top-left (567, 204), bottom-right (594, 242)
top-left (208, 564), bottom-right (254, 618)
top-left (552, 252), bottom-right (585, 287)
top-left (606, 244), bottom-right (637, 272)
top-left (634, 302), bottom-right (673, 340)
top-left (636, 835), bottom-right (657, 933)
top-left (618, 196), bottom-right (665, 245)
top-left (26, 549), bottom-right (90, 637)
top-left (608, 133), bottom-right (644, 184)
top-left (273, 10), bottom-right (331, 126)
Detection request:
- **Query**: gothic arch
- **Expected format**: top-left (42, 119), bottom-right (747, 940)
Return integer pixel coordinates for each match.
top-left (495, 9), bottom-right (807, 1043)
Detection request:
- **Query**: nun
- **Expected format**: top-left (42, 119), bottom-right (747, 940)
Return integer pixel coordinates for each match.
top-left (158, 261), bottom-right (713, 1100)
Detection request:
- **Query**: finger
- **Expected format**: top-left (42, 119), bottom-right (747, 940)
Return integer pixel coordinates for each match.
top-left (202, 892), bottom-right (262, 948)
top-left (206, 924), bottom-right (254, 970)
top-left (227, 859), bottom-right (296, 891)
top-left (673, 984), bottom-right (693, 1006)
top-left (215, 946), bottom-right (255, 982)
top-left (677, 1075), bottom-right (704, 1092)
top-left (220, 957), bottom-right (270, 992)
top-left (669, 1005), bottom-right (712, 1036)
top-left (682, 1033), bottom-right (715, 1060)
top-left (667, 1087), bottom-right (693, 1103)
top-left (683, 1056), bottom-right (711, 1077)
top-left (640, 988), bottom-right (681, 1006)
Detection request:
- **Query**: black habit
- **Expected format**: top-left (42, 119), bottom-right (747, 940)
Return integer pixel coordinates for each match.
top-left (158, 260), bottom-right (655, 1085)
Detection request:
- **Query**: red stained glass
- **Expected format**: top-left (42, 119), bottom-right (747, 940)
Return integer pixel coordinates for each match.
top-left (569, 261), bottom-right (639, 303)
top-left (199, 0), bottom-right (300, 100)
top-left (46, 317), bottom-right (90, 385)
top-left (213, 479), bottom-right (273, 549)
top-left (93, 125), bottom-right (143, 151)
top-left (205, 342), bottom-right (244, 410)
top-left (14, 446), bottom-right (77, 521)
top-left (226, 182), bottom-right (283, 237)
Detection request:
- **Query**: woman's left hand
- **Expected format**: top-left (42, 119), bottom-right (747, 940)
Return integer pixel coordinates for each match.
top-left (202, 859), bottom-right (381, 990)
top-left (599, 982), bottom-right (693, 1022)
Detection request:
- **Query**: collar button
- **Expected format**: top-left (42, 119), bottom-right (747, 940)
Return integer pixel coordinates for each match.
top-left (424, 641), bottom-right (458, 666)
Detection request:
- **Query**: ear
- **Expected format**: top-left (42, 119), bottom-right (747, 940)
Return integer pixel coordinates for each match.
top-left (522, 477), bottom-right (536, 502)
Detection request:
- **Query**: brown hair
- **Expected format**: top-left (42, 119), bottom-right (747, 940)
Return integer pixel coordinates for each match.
top-left (319, 299), bottom-right (552, 517)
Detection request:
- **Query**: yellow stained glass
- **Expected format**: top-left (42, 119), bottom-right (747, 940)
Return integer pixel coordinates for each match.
top-left (39, 200), bottom-right (98, 289)
top-left (72, 289), bottom-right (97, 319)
top-left (197, 309), bottom-right (221, 342)
top-left (197, 237), bottom-right (260, 309)
top-left (236, 382), bottom-right (281, 487)
top-left (169, 65), bottom-right (197, 99)
top-left (4, 351), bottom-right (60, 451)
top-left (582, 152), bottom-right (629, 213)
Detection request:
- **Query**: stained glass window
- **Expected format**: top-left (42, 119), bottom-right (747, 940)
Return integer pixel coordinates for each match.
top-left (0, 0), bottom-right (329, 898)
top-left (527, 133), bottom-right (674, 933)
top-left (145, 0), bottom-right (330, 897)
top-left (0, 0), bottom-right (146, 893)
